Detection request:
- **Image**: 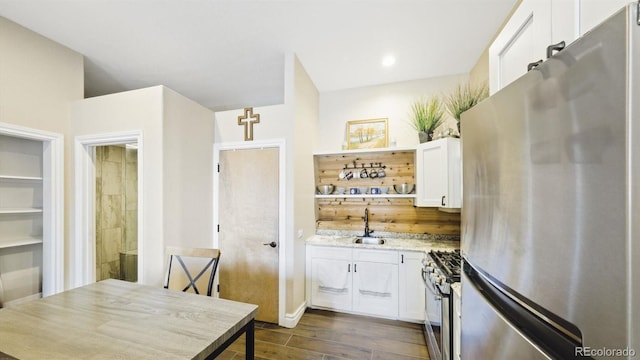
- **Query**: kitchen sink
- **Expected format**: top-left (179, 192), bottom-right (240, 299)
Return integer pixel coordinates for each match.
top-left (354, 237), bottom-right (385, 245)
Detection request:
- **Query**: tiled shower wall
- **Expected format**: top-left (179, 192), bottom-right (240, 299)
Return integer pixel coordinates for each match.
top-left (95, 145), bottom-right (138, 281)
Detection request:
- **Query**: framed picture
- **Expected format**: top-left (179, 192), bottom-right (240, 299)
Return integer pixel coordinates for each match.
top-left (345, 118), bottom-right (389, 150)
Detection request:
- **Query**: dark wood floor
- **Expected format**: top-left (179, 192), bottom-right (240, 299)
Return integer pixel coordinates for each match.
top-left (219, 309), bottom-right (429, 360)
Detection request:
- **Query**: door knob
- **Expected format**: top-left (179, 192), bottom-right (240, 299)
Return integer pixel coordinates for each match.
top-left (263, 241), bottom-right (277, 248)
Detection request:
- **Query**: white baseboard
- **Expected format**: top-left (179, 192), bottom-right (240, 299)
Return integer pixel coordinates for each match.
top-left (3, 292), bottom-right (42, 308)
top-left (281, 300), bottom-right (307, 328)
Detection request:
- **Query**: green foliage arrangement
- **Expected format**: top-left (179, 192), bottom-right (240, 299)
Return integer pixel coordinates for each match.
top-left (446, 82), bottom-right (489, 124)
top-left (409, 97), bottom-right (445, 141)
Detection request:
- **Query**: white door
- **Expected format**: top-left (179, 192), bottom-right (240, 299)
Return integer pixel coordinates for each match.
top-left (310, 257), bottom-right (352, 311)
top-left (398, 251), bottom-right (426, 321)
top-left (578, 0), bottom-right (630, 35)
top-left (218, 147), bottom-right (279, 323)
top-left (489, 0), bottom-right (552, 94)
top-left (352, 260), bottom-right (399, 317)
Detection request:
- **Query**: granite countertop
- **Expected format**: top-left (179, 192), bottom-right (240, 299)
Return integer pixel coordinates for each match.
top-left (306, 234), bottom-right (460, 253)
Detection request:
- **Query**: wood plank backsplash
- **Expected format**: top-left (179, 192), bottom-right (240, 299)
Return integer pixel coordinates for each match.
top-left (314, 149), bottom-right (461, 236)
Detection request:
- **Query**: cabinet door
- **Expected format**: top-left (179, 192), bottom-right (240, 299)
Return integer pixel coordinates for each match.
top-left (352, 260), bottom-right (398, 318)
top-left (489, 0), bottom-right (552, 94)
top-left (551, 0), bottom-right (629, 48)
top-left (578, 0), bottom-right (629, 36)
top-left (416, 138), bottom-right (460, 208)
top-left (416, 140), bottom-right (446, 207)
top-left (310, 257), bottom-right (352, 311)
top-left (398, 251), bottom-right (426, 322)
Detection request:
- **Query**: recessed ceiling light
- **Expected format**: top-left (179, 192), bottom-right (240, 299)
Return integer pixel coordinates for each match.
top-left (382, 55), bottom-right (396, 67)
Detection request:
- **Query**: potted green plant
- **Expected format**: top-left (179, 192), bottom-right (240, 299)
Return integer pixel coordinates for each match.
top-left (445, 82), bottom-right (489, 135)
top-left (409, 96), bottom-right (445, 143)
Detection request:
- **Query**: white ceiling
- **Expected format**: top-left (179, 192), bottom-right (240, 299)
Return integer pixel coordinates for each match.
top-left (0, 0), bottom-right (517, 110)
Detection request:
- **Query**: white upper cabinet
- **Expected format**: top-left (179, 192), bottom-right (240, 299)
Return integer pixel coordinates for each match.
top-left (489, 0), bottom-right (552, 94)
top-left (578, 0), bottom-right (630, 35)
top-left (490, 0), bottom-right (629, 93)
top-left (415, 138), bottom-right (461, 209)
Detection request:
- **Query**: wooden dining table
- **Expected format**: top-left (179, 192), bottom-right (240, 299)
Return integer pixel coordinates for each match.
top-left (0, 279), bottom-right (258, 359)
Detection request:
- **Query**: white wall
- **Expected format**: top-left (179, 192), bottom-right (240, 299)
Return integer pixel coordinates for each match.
top-left (318, 74), bottom-right (468, 152)
top-left (0, 17), bottom-right (84, 132)
top-left (71, 86), bottom-right (165, 286)
top-left (0, 16), bottom-right (84, 290)
top-left (71, 86), bottom-right (214, 286)
top-left (162, 87), bottom-right (215, 250)
top-left (291, 56), bottom-right (318, 314)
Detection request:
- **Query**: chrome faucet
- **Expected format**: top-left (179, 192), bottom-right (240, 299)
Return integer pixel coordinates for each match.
top-left (364, 208), bottom-right (373, 237)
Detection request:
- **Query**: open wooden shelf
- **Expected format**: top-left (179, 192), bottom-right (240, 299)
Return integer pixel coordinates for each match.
top-left (315, 194), bottom-right (416, 199)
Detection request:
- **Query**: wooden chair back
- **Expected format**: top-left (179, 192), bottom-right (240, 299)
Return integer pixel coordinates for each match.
top-left (163, 247), bottom-right (221, 297)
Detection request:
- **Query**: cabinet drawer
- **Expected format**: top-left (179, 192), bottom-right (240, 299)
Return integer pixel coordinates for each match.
top-left (353, 249), bottom-right (397, 264)
top-left (310, 246), bottom-right (352, 261)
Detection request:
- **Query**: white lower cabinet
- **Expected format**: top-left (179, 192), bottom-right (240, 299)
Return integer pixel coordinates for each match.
top-left (352, 249), bottom-right (398, 318)
top-left (310, 246), bottom-right (353, 311)
top-left (308, 245), bottom-right (427, 321)
top-left (398, 251), bottom-right (426, 321)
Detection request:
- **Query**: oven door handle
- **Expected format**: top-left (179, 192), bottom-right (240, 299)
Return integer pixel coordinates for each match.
top-left (422, 269), bottom-right (442, 296)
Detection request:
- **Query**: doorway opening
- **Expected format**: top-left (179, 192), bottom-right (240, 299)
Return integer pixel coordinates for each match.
top-left (94, 144), bottom-right (138, 282)
top-left (74, 131), bottom-right (143, 287)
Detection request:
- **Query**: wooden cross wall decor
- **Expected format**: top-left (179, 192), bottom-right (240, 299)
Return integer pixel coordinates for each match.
top-left (237, 107), bottom-right (260, 141)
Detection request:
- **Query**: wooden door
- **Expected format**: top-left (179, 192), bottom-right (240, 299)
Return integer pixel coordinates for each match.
top-left (218, 147), bottom-right (279, 323)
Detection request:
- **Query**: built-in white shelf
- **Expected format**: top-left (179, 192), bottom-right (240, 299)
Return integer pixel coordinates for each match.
top-left (0, 175), bottom-right (43, 181)
top-left (0, 208), bottom-right (43, 214)
top-left (0, 237), bottom-right (43, 249)
top-left (315, 194), bottom-right (416, 199)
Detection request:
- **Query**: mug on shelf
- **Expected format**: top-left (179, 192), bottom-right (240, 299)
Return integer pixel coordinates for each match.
top-left (349, 187), bottom-right (359, 195)
top-left (370, 187), bottom-right (380, 195)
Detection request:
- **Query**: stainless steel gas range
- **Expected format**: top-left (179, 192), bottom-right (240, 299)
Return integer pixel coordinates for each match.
top-left (421, 249), bottom-right (461, 360)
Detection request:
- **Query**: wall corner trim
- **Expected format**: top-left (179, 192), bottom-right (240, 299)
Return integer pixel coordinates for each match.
top-left (282, 301), bottom-right (307, 328)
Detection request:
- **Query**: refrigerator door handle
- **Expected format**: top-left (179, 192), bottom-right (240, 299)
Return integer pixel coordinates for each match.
top-left (546, 40), bottom-right (566, 58)
top-left (463, 260), bottom-right (589, 360)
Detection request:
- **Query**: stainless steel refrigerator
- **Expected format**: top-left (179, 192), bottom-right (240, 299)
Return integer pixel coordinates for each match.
top-left (461, 4), bottom-right (638, 359)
